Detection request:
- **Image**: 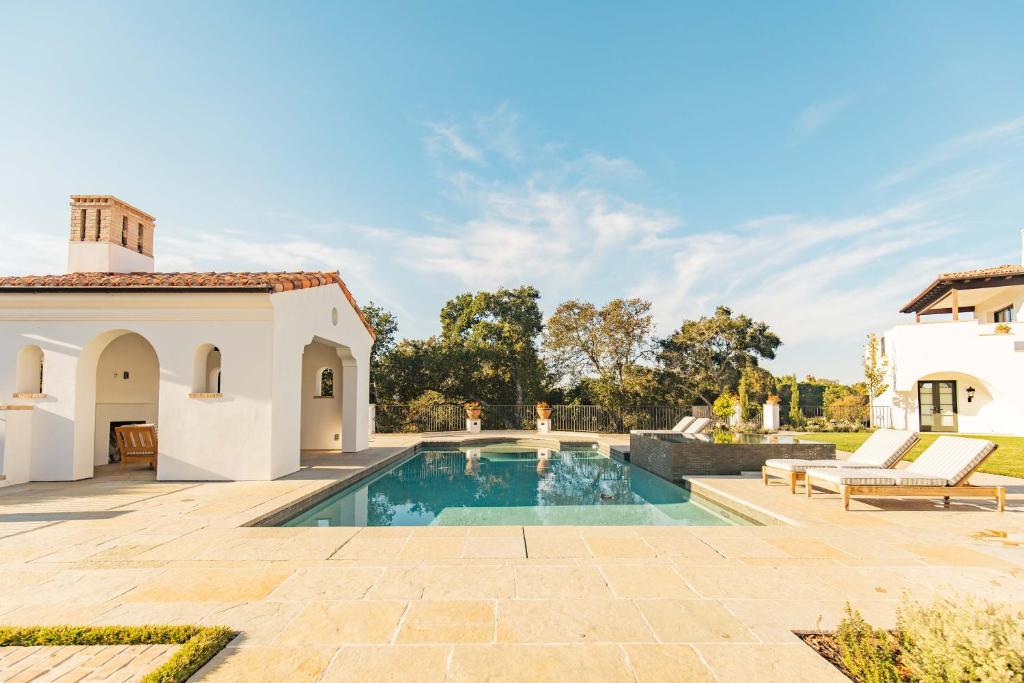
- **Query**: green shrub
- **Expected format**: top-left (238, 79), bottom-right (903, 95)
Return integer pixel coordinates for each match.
top-left (836, 606), bottom-right (901, 683)
top-left (712, 393), bottom-right (734, 424)
top-left (897, 596), bottom-right (1024, 682)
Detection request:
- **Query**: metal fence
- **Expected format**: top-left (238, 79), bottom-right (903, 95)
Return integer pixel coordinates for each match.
top-left (373, 404), bottom-right (692, 434)
top-left (372, 402), bottom-right (894, 433)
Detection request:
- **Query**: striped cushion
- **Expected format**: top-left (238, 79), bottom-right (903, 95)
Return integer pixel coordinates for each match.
top-left (806, 468), bottom-right (898, 486)
top-left (765, 458), bottom-right (883, 473)
top-left (671, 416), bottom-right (696, 431)
top-left (906, 436), bottom-right (996, 485)
top-left (848, 429), bottom-right (919, 467)
top-left (808, 467), bottom-right (948, 487)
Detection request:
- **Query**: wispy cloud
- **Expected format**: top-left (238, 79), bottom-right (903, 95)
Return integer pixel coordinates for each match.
top-left (426, 124), bottom-right (484, 163)
top-left (794, 94), bottom-right (857, 135)
top-left (878, 115), bottom-right (1024, 188)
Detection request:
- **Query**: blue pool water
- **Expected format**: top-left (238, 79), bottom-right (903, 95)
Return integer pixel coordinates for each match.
top-left (281, 442), bottom-right (753, 527)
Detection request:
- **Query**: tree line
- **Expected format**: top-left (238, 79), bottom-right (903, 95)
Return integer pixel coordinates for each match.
top-left (361, 285), bottom-right (869, 412)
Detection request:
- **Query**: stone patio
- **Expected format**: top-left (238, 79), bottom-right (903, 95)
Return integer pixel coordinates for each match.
top-left (0, 431), bottom-right (1020, 682)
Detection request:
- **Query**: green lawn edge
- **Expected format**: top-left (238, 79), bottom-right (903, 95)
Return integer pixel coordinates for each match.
top-left (796, 431), bottom-right (1024, 479)
top-left (0, 624), bottom-right (235, 683)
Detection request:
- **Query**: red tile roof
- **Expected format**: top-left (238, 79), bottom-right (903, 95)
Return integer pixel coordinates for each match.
top-left (899, 264), bottom-right (1024, 314)
top-left (0, 271), bottom-right (374, 337)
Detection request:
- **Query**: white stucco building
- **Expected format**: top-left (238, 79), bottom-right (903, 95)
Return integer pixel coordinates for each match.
top-left (0, 195), bottom-right (374, 484)
top-left (877, 231), bottom-right (1024, 436)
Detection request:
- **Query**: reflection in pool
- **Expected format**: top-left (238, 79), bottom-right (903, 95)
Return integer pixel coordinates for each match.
top-left (281, 442), bottom-right (753, 527)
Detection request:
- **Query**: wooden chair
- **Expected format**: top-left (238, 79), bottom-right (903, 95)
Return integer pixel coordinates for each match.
top-left (115, 424), bottom-right (158, 471)
top-left (762, 429), bottom-right (919, 493)
top-left (805, 436), bottom-right (1005, 512)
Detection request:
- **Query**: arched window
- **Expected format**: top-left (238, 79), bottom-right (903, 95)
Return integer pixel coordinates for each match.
top-left (15, 345), bottom-right (44, 395)
top-left (191, 344), bottom-right (222, 394)
top-left (79, 209), bottom-right (87, 241)
top-left (137, 223), bottom-right (144, 253)
top-left (317, 368), bottom-right (334, 398)
top-left (121, 216), bottom-right (128, 247)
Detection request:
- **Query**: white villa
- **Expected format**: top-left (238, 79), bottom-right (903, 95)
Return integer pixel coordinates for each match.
top-left (0, 195), bottom-right (373, 485)
top-left (878, 230), bottom-right (1024, 436)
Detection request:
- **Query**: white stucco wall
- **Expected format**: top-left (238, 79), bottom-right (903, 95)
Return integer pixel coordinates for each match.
top-left (0, 283), bottom-right (372, 483)
top-left (67, 241), bottom-right (155, 274)
top-left (878, 320), bottom-right (1024, 435)
top-left (270, 285), bottom-right (372, 479)
top-left (0, 293), bottom-right (275, 481)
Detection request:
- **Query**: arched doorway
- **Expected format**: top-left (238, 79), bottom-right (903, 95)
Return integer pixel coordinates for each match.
top-left (299, 337), bottom-right (359, 452)
top-left (74, 331), bottom-right (160, 477)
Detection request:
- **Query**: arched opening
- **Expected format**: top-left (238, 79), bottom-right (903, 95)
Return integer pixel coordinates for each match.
top-left (14, 345), bottom-right (44, 395)
top-left (75, 331), bottom-right (160, 476)
top-left (300, 341), bottom-right (345, 451)
top-left (317, 367), bottom-right (334, 398)
top-left (915, 371), bottom-right (997, 434)
top-left (192, 344), bottom-right (222, 394)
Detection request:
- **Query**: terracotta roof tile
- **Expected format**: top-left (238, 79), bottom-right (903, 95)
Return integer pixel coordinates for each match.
top-left (0, 271), bottom-right (375, 337)
top-left (938, 264), bottom-right (1024, 279)
top-left (900, 264), bottom-right (1024, 314)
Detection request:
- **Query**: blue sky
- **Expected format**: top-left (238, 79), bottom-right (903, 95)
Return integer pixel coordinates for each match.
top-left (3, 1), bottom-right (1024, 381)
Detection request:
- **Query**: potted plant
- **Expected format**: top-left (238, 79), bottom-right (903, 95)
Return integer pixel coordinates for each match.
top-left (535, 401), bottom-right (552, 419)
top-left (994, 323), bottom-right (1012, 335)
top-left (766, 394), bottom-right (781, 404)
top-left (464, 401), bottom-right (481, 420)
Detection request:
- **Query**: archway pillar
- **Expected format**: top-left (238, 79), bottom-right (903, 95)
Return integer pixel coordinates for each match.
top-left (338, 353), bottom-right (365, 452)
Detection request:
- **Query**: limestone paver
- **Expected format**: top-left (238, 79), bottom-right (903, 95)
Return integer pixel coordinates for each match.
top-left (124, 567), bottom-right (294, 602)
top-left (319, 645), bottom-right (451, 682)
top-left (636, 599), bottom-right (757, 643)
top-left (514, 566), bottom-right (611, 599)
top-left (496, 599), bottom-right (654, 643)
top-left (623, 643), bottom-right (717, 682)
top-left (396, 600), bottom-right (495, 643)
top-left (448, 644), bottom-right (635, 682)
top-left (274, 601), bottom-right (408, 645)
top-left (599, 564), bottom-right (696, 599)
top-left (265, 566), bottom-right (382, 601)
top-left (367, 565), bottom-right (515, 600)
top-left (696, 643), bottom-right (849, 682)
top-left (194, 645), bottom-right (337, 682)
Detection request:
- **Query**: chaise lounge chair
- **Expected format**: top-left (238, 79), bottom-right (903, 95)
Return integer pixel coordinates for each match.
top-left (630, 415), bottom-right (695, 435)
top-left (683, 417), bottom-right (712, 434)
top-left (762, 429), bottom-right (919, 493)
top-left (805, 435), bottom-right (1004, 511)
top-left (115, 423), bottom-right (158, 471)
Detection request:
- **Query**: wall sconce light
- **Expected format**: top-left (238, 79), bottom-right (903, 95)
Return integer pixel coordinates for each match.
top-left (966, 386), bottom-right (976, 403)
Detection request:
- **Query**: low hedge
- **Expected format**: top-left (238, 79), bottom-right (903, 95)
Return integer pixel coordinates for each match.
top-left (0, 624), bottom-right (235, 683)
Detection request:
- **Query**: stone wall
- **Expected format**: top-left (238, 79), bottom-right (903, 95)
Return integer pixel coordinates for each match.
top-left (629, 433), bottom-right (836, 482)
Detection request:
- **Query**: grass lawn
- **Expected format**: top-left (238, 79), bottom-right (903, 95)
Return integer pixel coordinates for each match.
top-left (796, 431), bottom-right (1024, 479)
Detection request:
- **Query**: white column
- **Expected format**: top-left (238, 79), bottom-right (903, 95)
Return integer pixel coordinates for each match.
top-left (730, 402), bottom-right (742, 427)
top-left (536, 419), bottom-right (552, 433)
top-left (763, 402), bottom-right (781, 431)
top-left (339, 357), bottom-right (363, 452)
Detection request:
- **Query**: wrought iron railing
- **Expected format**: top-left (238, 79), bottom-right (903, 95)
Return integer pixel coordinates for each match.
top-left (373, 403), bottom-right (692, 434)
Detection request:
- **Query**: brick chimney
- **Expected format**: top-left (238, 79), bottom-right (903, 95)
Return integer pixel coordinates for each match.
top-left (67, 195), bottom-right (155, 273)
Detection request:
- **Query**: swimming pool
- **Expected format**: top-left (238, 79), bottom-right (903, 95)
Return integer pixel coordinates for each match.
top-left (281, 441), bottom-right (754, 527)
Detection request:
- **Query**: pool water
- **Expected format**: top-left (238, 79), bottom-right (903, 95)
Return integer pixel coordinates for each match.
top-left (282, 442), bottom-right (753, 527)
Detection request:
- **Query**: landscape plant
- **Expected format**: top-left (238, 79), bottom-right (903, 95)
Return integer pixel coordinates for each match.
top-left (788, 375), bottom-right (803, 427)
top-left (712, 392), bottom-right (735, 425)
top-left (863, 333), bottom-right (889, 427)
top-left (806, 596), bottom-right (1024, 682)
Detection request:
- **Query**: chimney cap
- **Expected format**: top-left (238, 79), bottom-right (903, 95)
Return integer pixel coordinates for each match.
top-left (69, 195), bottom-right (156, 222)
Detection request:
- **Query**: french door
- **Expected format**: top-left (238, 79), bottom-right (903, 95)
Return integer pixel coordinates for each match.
top-left (918, 380), bottom-right (957, 432)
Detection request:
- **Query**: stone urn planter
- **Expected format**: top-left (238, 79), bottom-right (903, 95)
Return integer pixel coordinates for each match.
top-left (766, 395), bottom-right (781, 404)
top-left (536, 401), bottom-right (552, 420)
top-left (464, 402), bottom-right (482, 420)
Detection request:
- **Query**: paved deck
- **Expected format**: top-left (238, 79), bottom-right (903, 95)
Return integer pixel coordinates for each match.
top-left (0, 432), bottom-right (1020, 682)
